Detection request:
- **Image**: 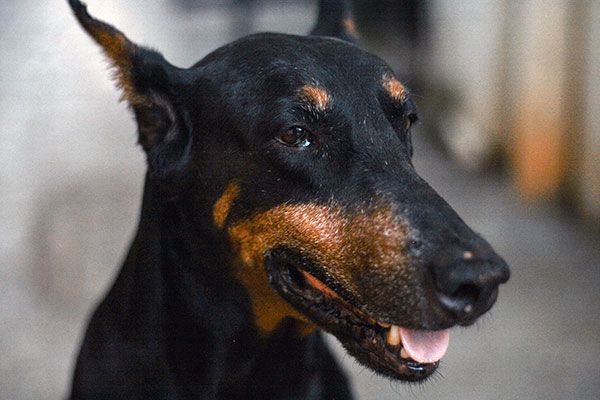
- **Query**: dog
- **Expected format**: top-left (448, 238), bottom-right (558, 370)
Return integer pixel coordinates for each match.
top-left (67, 0), bottom-right (510, 398)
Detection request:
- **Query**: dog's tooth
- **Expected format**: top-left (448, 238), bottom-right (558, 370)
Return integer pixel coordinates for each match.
top-left (400, 348), bottom-right (409, 359)
top-left (385, 325), bottom-right (401, 346)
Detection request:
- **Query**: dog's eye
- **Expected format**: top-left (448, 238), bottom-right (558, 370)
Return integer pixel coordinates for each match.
top-left (406, 112), bottom-right (418, 130)
top-left (276, 126), bottom-right (312, 147)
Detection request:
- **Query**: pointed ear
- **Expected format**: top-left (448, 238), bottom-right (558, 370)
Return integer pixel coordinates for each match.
top-left (68, 0), bottom-right (191, 180)
top-left (310, 0), bottom-right (359, 43)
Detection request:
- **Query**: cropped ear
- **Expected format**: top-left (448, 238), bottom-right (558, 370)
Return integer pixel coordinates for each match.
top-left (310, 0), bottom-right (359, 43)
top-left (68, 0), bottom-right (191, 180)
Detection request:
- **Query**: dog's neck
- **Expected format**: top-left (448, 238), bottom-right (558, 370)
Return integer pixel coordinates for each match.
top-left (93, 176), bottom-right (342, 398)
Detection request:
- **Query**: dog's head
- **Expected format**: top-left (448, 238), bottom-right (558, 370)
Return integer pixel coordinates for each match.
top-left (70, 0), bottom-right (509, 381)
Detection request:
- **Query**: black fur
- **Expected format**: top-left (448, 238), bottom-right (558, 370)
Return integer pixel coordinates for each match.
top-left (70, 177), bottom-right (352, 399)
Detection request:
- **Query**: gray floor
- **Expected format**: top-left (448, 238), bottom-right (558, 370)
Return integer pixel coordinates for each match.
top-left (1, 1), bottom-right (599, 399)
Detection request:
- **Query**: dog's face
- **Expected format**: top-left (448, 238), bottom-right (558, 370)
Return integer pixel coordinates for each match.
top-left (71, 1), bottom-right (509, 382)
top-left (197, 34), bottom-right (508, 380)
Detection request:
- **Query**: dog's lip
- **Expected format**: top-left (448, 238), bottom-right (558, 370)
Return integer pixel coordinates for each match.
top-left (264, 249), bottom-right (445, 381)
top-left (301, 271), bottom-right (451, 365)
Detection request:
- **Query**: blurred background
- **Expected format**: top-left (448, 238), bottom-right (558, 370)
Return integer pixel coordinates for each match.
top-left (1, 0), bottom-right (599, 399)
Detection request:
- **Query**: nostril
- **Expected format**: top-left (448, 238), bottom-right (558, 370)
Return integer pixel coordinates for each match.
top-left (438, 284), bottom-right (481, 316)
top-left (452, 284), bottom-right (480, 311)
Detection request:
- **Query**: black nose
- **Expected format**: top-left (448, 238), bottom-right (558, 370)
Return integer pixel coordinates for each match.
top-left (429, 249), bottom-right (510, 324)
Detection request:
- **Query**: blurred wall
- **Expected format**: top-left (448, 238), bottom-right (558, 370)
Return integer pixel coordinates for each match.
top-left (425, 0), bottom-right (600, 226)
top-left (582, 0), bottom-right (600, 224)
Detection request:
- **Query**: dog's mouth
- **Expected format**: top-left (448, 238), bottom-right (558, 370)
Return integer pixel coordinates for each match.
top-left (265, 248), bottom-right (449, 382)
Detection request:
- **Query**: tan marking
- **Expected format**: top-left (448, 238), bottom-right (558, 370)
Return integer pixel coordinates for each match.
top-left (213, 182), bottom-right (241, 229)
top-left (88, 26), bottom-right (146, 105)
top-left (342, 17), bottom-right (359, 38)
top-left (383, 74), bottom-right (407, 102)
top-left (228, 202), bottom-right (408, 335)
top-left (237, 254), bottom-right (316, 336)
top-left (299, 84), bottom-right (331, 112)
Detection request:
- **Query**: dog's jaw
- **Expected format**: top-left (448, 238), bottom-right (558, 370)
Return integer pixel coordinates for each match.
top-left (264, 249), bottom-right (444, 381)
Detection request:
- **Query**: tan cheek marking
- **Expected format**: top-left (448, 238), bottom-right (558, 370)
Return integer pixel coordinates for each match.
top-left (383, 74), bottom-right (407, 102)
top-left (237, 256), bottom-right (317, 336)
top-left (228, 202), bottom-right (408, 335)
top-left (299, 84), bottom-right (331, 112)
top-left (213, 182), bottom-right (241, 229)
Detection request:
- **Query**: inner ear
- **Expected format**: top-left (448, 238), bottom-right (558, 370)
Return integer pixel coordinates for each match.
top-left (69, 0), bottom-right (191, 180)
top-left (134, 93), bottom-right (193, 179)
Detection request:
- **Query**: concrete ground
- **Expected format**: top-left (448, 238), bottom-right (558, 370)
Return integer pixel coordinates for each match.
top-left (1, 1), bottom-right (599, 399)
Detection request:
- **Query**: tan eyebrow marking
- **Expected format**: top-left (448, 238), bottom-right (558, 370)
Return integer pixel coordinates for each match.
top-left (213, 182), bottom-right (241, 229)
top-left (299, 84), bottom-right (331, 112)
top-left (382, 74), bottom-right (407, 102)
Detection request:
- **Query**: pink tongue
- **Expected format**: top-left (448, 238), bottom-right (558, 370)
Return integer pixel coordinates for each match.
top-left (399, 328), bottom-right (450, 364)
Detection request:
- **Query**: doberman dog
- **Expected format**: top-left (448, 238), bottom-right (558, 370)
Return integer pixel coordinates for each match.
top-left (68, 0), bottom-right (510, 399)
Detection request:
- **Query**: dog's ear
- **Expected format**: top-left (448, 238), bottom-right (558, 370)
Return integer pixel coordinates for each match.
top-left (69, 0), bottom-right (191, 180)
top-left (310, 0), bottom-right (359, 43)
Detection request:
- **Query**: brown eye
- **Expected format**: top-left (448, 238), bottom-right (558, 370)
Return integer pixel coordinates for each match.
top-left (406, 113), bottom-right (418, 130)
top-left (276, 126), bottom-right (312, 147)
